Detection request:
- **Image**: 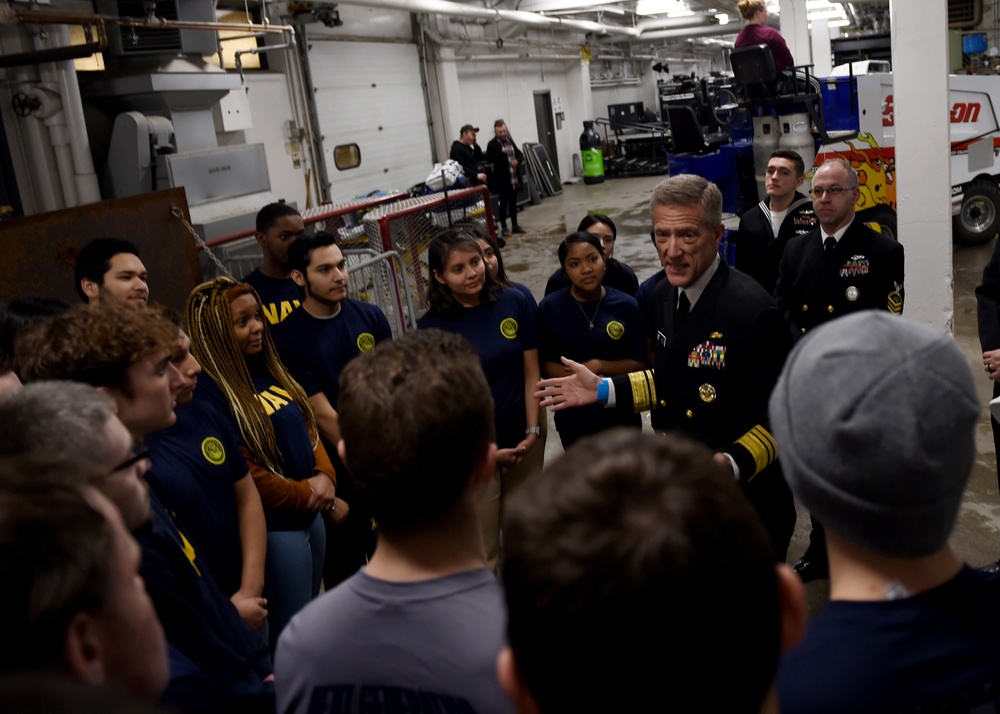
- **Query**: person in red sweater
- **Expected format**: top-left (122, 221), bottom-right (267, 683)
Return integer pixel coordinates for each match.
top-left (735, 0), bottom-right (794, 74)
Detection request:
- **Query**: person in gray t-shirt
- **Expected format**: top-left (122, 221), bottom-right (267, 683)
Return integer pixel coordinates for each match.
top-left (275, 329), bottom-right (512, 714)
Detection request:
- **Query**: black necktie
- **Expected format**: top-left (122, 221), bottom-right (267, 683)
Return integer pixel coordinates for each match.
top-left (676, 291), bottom-right (690, 325)
top-left (824, 235), bottom-right (837, 255)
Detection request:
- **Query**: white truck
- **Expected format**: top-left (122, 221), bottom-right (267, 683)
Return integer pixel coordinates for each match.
top-left (814, 73), bottom-right (1000, 245)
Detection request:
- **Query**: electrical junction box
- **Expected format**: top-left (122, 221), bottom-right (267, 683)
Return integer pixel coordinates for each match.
top-left (213, 88), bottom-right (254, 133)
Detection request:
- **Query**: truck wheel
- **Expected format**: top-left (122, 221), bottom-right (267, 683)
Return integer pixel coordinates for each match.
top-left (860, 205), bottom-right (898, 242)
top-left (955, 180), bottom-right (1000, 245)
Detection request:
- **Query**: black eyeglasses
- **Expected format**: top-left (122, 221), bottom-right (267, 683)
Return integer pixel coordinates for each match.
top-left (811, 186), bottom-right (856, 197)
top-left (113, 445), bottom-right (151, 473)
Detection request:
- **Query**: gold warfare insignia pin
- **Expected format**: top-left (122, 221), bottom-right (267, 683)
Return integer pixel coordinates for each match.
top-left (846, 286), bottom-right (859, 301)
top-left (699, 384), bottom-right (717, 403)
top-left (606, 321), bottom-right (625, 340)
top-left (499, 317), bottom-right (519, 340)
top-left (201, 437), bottom-right (226, 465)
top-left (709, 331), bottom-right (722, 338)
top-left (356, 332), bottom-right (376, 351)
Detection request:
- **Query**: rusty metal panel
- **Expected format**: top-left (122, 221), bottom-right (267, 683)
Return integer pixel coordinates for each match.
top-left (0, 187), bottom-right (202, 315)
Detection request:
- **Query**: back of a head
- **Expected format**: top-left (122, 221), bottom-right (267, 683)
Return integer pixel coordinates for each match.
top-left (0, 460), bottom-right (115, 674)
top-left (738, 0), bottom-right (766, 21)
top-left (0, 296), bottom-right (69, 373)
top-left (74, 239), bottom-right (140, 302)
top-left (769, 312), bottom-right (980, 557)
top-left (338, 329), bottom-right (495, 534)
top-left (502, 429), bottom-right (780, 713)
top-left (0, 381), bottom-right (117, 465)
top-left (16, 303), bottom-right (177, 391)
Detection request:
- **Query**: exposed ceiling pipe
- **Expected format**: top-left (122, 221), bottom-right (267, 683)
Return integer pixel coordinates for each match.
top-left (448, 53), bottom-right (582, 61)
top-left (336, 0), bottom-right (718, 38)
top-left (0, 41), bottom-right (105, 68)
top-left (639, 23), bottom-right (740, 40)
top-left (421, 18), bottom-right (583, 53)
top-left (0, 4), bottom-right (292, 36)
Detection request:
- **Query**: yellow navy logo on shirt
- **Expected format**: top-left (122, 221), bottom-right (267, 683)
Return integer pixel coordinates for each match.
top-left (201, 437), bottom-right (226, 466)
top-left (500, 318), bottom-right (518, 340)
top-left (178, 528), bottom-right (202, 576)
top-left (260, 300), bottom-right (301, 325)
top-left (606, 321), bottom-right (625, 340)
top-left (255, 385), bottom-right (293, 416)
top-left (357, 332), bottom-right (376, 352)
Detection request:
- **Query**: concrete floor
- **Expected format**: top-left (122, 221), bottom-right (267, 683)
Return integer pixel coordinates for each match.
top-left (500, 174), bottom-right (1000, 614)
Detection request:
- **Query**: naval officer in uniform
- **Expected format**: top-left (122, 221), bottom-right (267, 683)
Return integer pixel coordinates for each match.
top-left (773, 157), bottom-right (905, 582)
top-left (774, 158), bottom-right (904, 335)
top-left (536, 173), bottom-right (796, 561)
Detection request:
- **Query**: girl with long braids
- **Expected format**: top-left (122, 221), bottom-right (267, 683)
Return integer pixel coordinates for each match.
top-left (185, 277), bottom-right (346, 653)
top-left (537, 232), bottom-right (646, 448)
top-left (417, 229), bottom-right (540, 569)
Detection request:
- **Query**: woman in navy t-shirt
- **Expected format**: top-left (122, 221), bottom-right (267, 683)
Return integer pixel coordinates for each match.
top-left (186, 277), bottom-right (346, 654)
top-left (537, 232), bottom-right (646, 448)
top-left (418, 229), bottom-right (540, 567)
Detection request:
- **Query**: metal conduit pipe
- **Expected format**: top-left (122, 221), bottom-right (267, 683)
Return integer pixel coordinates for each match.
top-left (335, 0), bottom-right (717, 38)
top-left (0, 42), bottom-right (105, 68)
top-left (448, 53), bottom-right (582, 61)
top-left (284, 32), bottom-right (325, 207)
top-left (10, 66), bottom-right (62, 212)
top-left (0, 4), bottom-right (293, 36)
top-left (639, 23), bottom-right (742, 40)
top-left (46, 24), bottom-right (101, 204)
top-left (235, 41), bottom-right (292, 84)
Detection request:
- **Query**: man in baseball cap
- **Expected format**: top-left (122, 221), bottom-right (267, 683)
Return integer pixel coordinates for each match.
top-left (450, 124), bottom-right (486, 185)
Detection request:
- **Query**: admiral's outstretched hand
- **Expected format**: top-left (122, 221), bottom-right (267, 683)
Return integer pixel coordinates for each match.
top-left (535, 357), bottom-right (601, 411)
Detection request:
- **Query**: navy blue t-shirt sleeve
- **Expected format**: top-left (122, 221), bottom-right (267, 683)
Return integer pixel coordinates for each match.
top-left (536, 292), bottom-right (562, 364)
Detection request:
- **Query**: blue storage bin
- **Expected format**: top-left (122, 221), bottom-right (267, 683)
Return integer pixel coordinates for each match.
top-left (820, 77), bottom-right (859, 133)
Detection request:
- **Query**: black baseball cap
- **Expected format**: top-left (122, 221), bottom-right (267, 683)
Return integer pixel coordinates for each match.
top-left (460, 124), bottom-right (480, 133)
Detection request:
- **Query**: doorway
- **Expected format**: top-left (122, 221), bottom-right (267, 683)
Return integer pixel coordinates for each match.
top-left (533, 91), bottom-right (560, 180)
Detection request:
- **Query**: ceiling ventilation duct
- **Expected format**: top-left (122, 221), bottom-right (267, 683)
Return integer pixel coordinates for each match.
top-left (948, 0), bottom-right (983, 29)
top-left (94, 0), bottom-right (219, 56)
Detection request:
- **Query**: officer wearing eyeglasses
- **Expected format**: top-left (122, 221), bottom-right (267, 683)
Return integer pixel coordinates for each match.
top-left (772, 157), bottom-right (905, 584)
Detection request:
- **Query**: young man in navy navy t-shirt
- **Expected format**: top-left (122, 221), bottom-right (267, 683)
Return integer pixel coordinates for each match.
top-left (272, 231), bottom-right (393, 586)
top-left (244, 203), bottom-right (305, 326)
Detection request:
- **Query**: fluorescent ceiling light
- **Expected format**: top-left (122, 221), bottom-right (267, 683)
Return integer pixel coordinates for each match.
top-left (715, 12), bottom-right (729, 24)
top-left (667, 9), bottom-right (695, 16)
top-left (809, 8), bottom-right (846, 19)
top-left (636, 0), bottom-right (689, 16)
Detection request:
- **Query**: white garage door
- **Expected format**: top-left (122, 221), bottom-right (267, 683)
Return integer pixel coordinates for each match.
top-left (310, 41), bottom-right (434, 203)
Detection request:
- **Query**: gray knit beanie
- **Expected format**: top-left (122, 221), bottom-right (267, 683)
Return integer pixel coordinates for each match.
top-left (769, 312), bottom-right (979, 557)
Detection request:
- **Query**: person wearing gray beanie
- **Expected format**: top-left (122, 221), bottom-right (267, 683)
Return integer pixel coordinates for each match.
top-left (772, 311), bottom-right (1000, 714)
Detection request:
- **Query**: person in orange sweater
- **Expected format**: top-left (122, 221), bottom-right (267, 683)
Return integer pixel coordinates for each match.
top-left (186, 277), bottom-right (348, 655)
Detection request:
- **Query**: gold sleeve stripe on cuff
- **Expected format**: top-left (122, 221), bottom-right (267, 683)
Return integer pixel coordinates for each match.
top-left (735, 425), bottom-right (777, 479)
top-left (627, 370), bottom-right (656, 412)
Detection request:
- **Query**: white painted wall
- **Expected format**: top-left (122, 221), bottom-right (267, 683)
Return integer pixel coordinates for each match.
top-left (307, 5), bottom-right (413, 40)
top-left (216, 73), bottom-right (309, 208)
top-left (455, 59), bottom-right (582, 182)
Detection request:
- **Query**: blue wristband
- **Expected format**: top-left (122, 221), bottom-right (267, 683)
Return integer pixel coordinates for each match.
top-left (596, 377), bottom-right (609, 405)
